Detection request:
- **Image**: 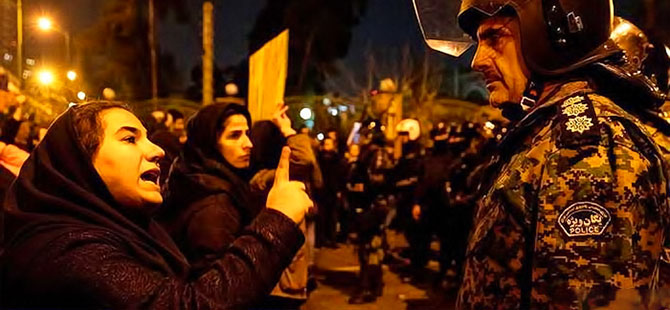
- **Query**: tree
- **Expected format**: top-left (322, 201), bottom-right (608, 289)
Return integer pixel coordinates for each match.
top-left (76, 0), bottom-right (187, 100)
top-left (248, 0), bottom-right (368, 95)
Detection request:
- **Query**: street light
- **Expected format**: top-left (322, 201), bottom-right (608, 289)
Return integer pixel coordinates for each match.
top-left (77, 91), bottom-right (86, 101)
top-left (37, 70), bottom-right (54, 86)
top-left (37, 17), bottom-right (52, 31)
top-left (300, 108), bottom-right (312, 120)
top-left (66, 70), bottom-right (77, 81)
top-left (36, 16), bottom-right (71, 65)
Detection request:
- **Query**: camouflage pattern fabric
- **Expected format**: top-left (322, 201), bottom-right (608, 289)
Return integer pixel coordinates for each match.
top-left (457, 81), bottom-right (670, 310)
top-left (641, 109), bottom-right (670, 307)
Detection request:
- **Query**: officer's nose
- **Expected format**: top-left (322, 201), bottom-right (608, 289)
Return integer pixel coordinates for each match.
top-left (471, 44), bottom-right (488, 73)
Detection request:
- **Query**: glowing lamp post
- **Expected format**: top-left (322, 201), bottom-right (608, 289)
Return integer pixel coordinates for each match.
top-left (300, 108), bottom-right (313, 120)
top-left (37, 16), bottom-right (72, 65)
top-left (37, 17), bottom-right (52, 31)
top-left (66, 70), bottom-right (77, 81)
top-left (37, 70), bottom-right (54, 86)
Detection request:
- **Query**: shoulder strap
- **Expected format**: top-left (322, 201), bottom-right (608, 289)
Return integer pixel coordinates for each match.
top-left (556, 92), bottom-right (602, 148)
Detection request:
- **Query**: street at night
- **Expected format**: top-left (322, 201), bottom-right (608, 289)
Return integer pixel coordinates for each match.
top-left (2, 0), bottom-right (670, 309)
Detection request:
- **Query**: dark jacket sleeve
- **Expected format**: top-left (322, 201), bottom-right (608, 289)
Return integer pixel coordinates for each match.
top-left (0, 118), bottom-right (20, 145)
top-left (287, 134), bottom-right (323, 188)
top-left (250, 134), bottom-right (323, 193)
top-left (19, 209), bottom-right (303, 310)
top-left (184, 194), bottom-right (243, 263)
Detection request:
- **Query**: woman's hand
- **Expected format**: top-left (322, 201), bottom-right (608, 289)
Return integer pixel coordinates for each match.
top-left (267, 147), bottom-right (312, 223)
top-left (272, 103), bottom-right (297, 138)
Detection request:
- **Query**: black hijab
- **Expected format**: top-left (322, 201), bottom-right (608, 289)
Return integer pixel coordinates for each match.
top-left (2, 107), bottom-right (190, 278)
top-left (161, 103), bottom-right (258, 221)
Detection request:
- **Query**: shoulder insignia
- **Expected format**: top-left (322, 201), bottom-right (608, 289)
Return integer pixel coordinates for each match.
top-left (558, 202), bottom-right (611, 237)
top-left (561, 95), bottom-right (585, 108)
top-left (565, 116), bottom-right (594, 133)
top-left (557, 93), bottom-right (601, 148)
top-left (563, 103), bottom-right (589, 117)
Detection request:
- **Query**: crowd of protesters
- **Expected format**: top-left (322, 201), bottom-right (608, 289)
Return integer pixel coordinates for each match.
top-left (0, 85), bottom-right (507, 308)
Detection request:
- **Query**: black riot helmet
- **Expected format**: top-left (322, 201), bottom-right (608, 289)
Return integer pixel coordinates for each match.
top-left (609, 17), bottom-right (669, 97)
top-left (413, 0), bottom-right (618, 76)
top-left (595, 17), bottom-right (669, 109)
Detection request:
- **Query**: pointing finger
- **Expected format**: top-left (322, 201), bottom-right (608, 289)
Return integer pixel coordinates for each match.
top-left (274, 146), bottom-right (291, 186)
top-left (279, 105), bottom-right (289, 116)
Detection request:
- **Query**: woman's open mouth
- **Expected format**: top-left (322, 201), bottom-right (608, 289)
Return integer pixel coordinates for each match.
top-left (140, 169), bottom-right (160, 186)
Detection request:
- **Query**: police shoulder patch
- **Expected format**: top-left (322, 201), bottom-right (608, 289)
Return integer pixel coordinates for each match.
top-left (558, 202), bottom-right (611, 237)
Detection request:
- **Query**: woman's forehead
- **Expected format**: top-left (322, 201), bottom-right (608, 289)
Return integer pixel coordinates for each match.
top-left (100, 108), bottom-right (146, 133)
top-left (223, 114), bottom-right (249, 130)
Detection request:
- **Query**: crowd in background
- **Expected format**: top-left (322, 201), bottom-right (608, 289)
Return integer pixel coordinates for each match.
top-left (0, 87), bottom-right (508, 308)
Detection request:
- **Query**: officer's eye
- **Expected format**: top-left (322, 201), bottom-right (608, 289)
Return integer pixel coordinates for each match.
top-left (479, 27), bottom-right (511, 48)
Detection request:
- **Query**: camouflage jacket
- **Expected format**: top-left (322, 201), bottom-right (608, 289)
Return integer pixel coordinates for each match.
top-left (641, 107), bottom-right (670, 307)
top-left (457, 81), bottom-right (670, 310)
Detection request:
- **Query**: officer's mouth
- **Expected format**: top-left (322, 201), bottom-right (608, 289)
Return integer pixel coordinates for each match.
top-left (485, 78), bottom-right (504, 91)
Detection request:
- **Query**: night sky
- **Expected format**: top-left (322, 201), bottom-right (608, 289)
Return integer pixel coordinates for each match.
top-left (22, 0), bottom-right (665, 91)
top-left (23, 0), bottom-right (427, 91)
top-left (157, 0), bottom-right (428, 90)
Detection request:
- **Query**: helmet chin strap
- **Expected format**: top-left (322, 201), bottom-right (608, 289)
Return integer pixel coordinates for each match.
top-left (500, 78), bottom-right (544, 122)
top-left (520, 78), bottom-right (544, 111)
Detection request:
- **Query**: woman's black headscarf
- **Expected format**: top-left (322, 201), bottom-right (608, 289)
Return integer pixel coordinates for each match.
top-left (3, 107), bottom-right (190, 279)
top-left (160, 103), bottom-right (259, 222)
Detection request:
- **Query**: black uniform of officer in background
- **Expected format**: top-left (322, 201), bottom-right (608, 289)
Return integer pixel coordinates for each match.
top-left (412, 122), bottom-right (457, 287)
top-left (392, 120), bottom-right (427, 280)
top-left (348, 122), bottom-right (391, 304)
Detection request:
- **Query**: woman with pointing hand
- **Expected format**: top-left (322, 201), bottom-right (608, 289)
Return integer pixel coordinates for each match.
top-left (2, 101), bottom-right (312, 309)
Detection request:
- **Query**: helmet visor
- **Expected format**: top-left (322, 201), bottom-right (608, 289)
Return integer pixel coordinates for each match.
top-left (413, 0), bottom-right (512, 57)
top-left (412, 0), bottom-right (474, 57)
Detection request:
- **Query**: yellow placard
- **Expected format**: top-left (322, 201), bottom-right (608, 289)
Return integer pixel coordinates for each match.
top-left (248, 29), bottom-right (289, 122)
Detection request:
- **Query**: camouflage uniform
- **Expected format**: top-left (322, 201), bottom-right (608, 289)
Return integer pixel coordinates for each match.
top-left (457, 81), bottom-right (670, 309)
top-left (641, 107), bottom-right (670, 307)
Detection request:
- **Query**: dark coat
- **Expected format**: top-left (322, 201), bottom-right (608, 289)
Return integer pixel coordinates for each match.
top-left (1, 107), bottom-right (303, 309)
top-left (150, 128), bottom-right (183, 184)
top-left (158, 103), bottom-right (261, 267)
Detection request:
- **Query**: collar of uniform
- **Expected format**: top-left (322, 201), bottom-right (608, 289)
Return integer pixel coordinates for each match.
top-left (495, 80), bottom-right (596, 156)
top-left (510, 81), bottom-right (592, 130)
top-left (534, 81), bottom-right (592, 112)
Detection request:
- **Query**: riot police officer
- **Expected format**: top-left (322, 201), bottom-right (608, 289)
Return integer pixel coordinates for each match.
top-left (412, 0), bottom-right (669, 308)
top-left (391, 119), bottom-right (428, 281)
top-left (347, 121), bottom-right (391, 304)
top-left (413, 121), bottom-right (460, 288)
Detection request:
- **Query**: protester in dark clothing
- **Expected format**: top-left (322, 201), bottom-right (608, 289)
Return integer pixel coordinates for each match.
top-left (316, 137), bottom-right (344, 248)
top-left (158, 103), bottom-right (258, 266)
top-left (249, 117), bottom-right (322, 309)
top-left (1, 102), bottom-right (311, 309)
top-left (151, 109), bottom-right (186, 184)
top-left (0, 105), bottom-right (22, 147)
top-left (249, 120), bottom-right (323, 198)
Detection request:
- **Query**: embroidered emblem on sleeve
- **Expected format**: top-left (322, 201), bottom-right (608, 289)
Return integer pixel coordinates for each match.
top-left (558, 202), bottom-right (611, 237)
top-left (565, 116), bottom-right (594, 134)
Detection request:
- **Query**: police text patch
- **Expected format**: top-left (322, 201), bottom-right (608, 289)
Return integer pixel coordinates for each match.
top-left (558, 202), bottom-right (611, 237)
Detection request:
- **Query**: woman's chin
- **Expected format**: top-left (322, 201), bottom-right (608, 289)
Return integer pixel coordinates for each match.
top-left (140, 193), bottom-right (164, 211)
